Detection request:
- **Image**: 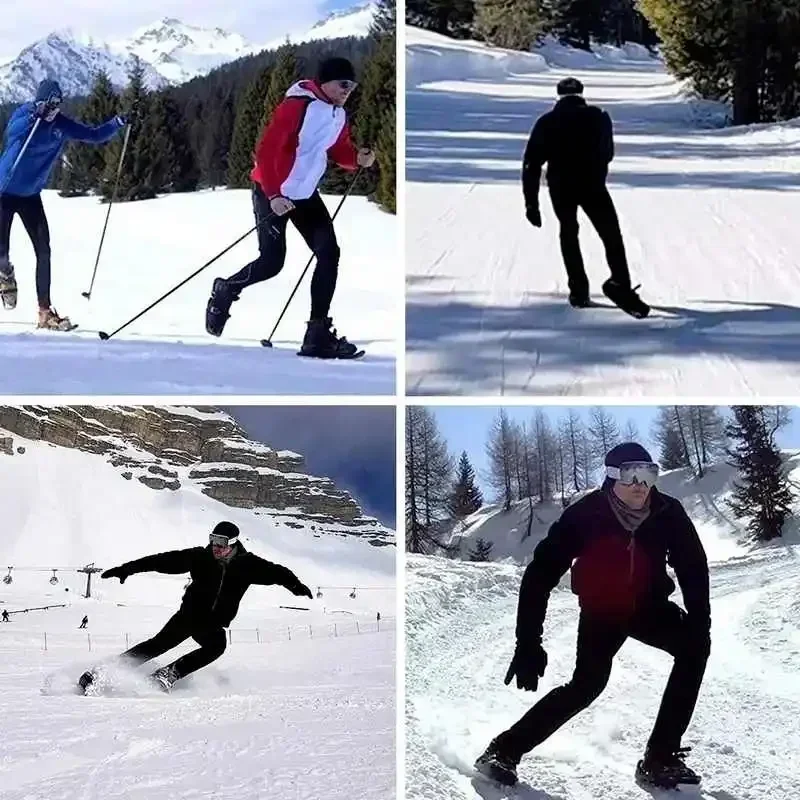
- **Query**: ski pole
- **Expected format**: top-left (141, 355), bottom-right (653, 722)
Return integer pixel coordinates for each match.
top-left (82, 122), bottom-right (133, 300)
top-left (0, 117), bottom-right (42, 196)
top-left (262, 166), bottom-right (363, 347)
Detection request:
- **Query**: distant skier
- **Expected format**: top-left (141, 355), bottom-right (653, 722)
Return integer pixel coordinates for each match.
top-left (522, 77), bottom-right (649, 318)
top-left (0, 79), bottom-right (127, 329)
top-left (78, 615), bottom-right (88, 629)
top-left (205, 57), bottom-right (376, 358)
top-left (475, 443), bottom-right (710, 790)
top-left (1, 609), bottom-right (9, 622)
top-left (79, 521), bottom-right (313, 693)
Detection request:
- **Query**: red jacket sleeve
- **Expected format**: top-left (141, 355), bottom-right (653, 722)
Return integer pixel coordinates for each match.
top-left (252, 98), bottom-right (307, 198)
top-left (328, 122), bottom-right (358, 171)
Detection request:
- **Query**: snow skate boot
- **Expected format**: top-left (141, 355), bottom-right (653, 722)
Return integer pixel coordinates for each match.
top-left (205, 278), bottom-right (239, 337)
top-left (569, 292), bottom-right (594, 308)
top-left (602, 279), bottom-right (650, 319)
top-left (635, 746), bottom-right (701, 789)
top-left (37, 307), bottom-right (76, 331)
top-left (474, 740), bottom-right (520, 786)
top-left (298, 317), bottom-right (363, 359)
top-left (0, 261), bottom-right (17, 310)
top-left (78, 669), bottom-right (96, 693)
top-left (150, 664), bottom-right (179, 693)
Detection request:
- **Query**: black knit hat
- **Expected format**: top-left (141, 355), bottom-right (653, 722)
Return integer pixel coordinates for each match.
top-left (557, 77), bottom-right (584, 96)
top-left (605, 442), bottom-right (654, 468)
top-left (210, 521), bottom-right (239, 544)
top-left (317, 57), bottom-right (356, 84)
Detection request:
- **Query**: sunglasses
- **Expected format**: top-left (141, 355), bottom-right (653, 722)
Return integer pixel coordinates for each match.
top-left (337, 80), bottom-right (357, 91)
top-left (606, 461), bottom-right (659, 488)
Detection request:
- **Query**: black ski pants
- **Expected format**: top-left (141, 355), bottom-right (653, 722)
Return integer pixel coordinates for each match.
top-left (226, 183), bottom-right (340, 320)
top-left (0, 192), bottom-right (52, 308)
top-left (495, 601), bottom-right (710, 760)
top-left (548, 182), bottom-right (631, 298)
top-left (121, 610), bottom-right (227, 680)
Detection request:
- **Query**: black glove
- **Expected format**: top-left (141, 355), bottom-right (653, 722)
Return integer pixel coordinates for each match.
top-left (504, 640), bottom-right (547, 692)
top-left (295, 582), bottom-right (313, 599)
top-left (525, 205), bottom-right (542, 228)
top-left (33, 100), bottom-right (60, 120)
top-left (102, 566), bottom-right (130, 585)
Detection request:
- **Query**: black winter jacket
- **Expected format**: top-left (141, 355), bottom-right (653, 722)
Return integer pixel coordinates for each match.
top-left (117, 544), bottom-right (309, 627)
top-left (516, 488), bottom-right (710, 648)
top-left (522, 95), bottom-right (614, 208)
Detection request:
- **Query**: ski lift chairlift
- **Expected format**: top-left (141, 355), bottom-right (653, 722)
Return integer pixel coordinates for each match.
top-left (49, 569), bottom-right (59, 585)
top-left (2, 567), bottom-right (12, 585)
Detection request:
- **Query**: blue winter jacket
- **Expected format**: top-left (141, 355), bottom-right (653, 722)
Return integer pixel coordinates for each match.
top-left (0, 104), bottom-right (124, 197)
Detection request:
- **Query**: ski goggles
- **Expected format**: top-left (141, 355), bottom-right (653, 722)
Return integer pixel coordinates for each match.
top-left (336, 80), bottom-right (358, 91)
top-left (210, 532), bottom-right (238, 547)
top-left (606, 461), bottom-right (659, 488)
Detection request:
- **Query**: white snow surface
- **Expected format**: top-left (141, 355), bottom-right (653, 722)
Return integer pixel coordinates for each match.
top-left (405, 26), bottom-right (800, 396)
top-left (406, 549), bottom-right (800, 800)
top-left (268, 3), bottom-right (377, 50)
top-left (0, 189), bottom-right (396, 394)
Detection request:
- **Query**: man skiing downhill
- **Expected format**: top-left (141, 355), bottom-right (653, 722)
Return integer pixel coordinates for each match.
top-left (475, 443), bottom-right (711, 790)
top-left (205, 56), bottom-right (376, 358)
top-left (522, 77), bottom-right (650, 318)
top-left (0, 79), bottom-right (126, 330)
top-left (79, 521), bottom-right (313, 693)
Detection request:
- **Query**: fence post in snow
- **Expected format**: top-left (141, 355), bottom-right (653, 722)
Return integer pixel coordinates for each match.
top-left (44, 632), bottom-right (47, 651)
top-left (125, 633), bottom-right (129, 648)
top-left (228, 629), bottom-right (232, 645)
top-left (356, 621), bottom-right (360, 634)
top-left (334, 624), bottom-right (337, 638)
top-left (87, 633), bottom-right (91, 652)
top-left (256, 628), bottom-right (260, 644)
top-left (309, 625), bottom-right (312, 639)
top-left (288, 627), bottom-right (291, 641)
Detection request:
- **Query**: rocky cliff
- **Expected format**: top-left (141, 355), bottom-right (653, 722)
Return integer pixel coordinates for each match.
top-left (0, 406), bottom-right (392, 546)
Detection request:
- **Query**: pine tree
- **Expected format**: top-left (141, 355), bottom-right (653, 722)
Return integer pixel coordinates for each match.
top-left (486, 410), bottom-right (516, 511)
top-left (588, 407), bottom-right (621, 462)
top-left (376, 106), bottom-right (396, 212)
top-left (161, 92), bottom-right (200, 193)
top-left (263, 46), bottom-right (302, 127)
top-left (227, 67), bottom-right (273, 188)
top-left (406, 0), bottom-right (477, 37)
top-left (448, 451), bottom-right (484, 518)
top-left (372, 0), bottom-right (397, 34)
top-left (726, 406), bottom-right (795, 541)
top-left (659, 425), bottom-right (687, 470)
top-left (469, 537), bottom-right (494, 561)
top-left (474, 0), bottom-right (545, 50)
top-left (548, 0), bottom-right (608, 49)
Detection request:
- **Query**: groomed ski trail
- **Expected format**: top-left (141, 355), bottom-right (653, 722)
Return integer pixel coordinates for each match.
top-left (405, 28), bottom-right (800, 396)
top-left (406, 551), bottom-right (800, 800)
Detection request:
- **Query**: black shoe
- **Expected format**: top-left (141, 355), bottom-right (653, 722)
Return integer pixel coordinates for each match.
top-left (474, 742), bottom-right (520, 786)
top-left (150, 665), bottom-right (179, 692)
top-left (78, 670), bottom-right (95, 692)
top-left (635, 746), bottom-right (701, 789)
top-left (569, 293), bottom-right (593, 308)
top-left (298, 317), bottom-right (360, 359)
top-left (602, 279), bottom-right (650, 318)
top-left (205, 278), bottom-right (238, 337)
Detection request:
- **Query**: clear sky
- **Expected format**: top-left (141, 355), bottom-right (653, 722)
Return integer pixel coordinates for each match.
top-left (224, 406), bottom-right (395, 529)
top-left (0, 1), bottom-right (356, 61)
top-left (430, 405), bottom-right (800, 499)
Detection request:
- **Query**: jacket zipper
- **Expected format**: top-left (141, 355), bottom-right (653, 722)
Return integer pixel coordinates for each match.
top-left (211, 564), bottom-right (227, 612)
top-left (626, 499), bottom-right (668, 597)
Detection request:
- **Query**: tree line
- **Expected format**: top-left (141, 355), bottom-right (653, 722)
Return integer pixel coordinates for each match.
top-left (1, 0), bottom-right (395, 211)
top-left (406, 405), bottom-right (796, 563)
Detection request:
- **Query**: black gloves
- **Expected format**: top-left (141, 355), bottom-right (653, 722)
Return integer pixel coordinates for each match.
top-left (294, 582), bottom-right (313, 599)
top-left (33, 100), bottom-right (60, 120)
top-left (102, 566), bottom-right (130, 584)
top-left (504, 640), bottom-right (548, 692)
top-left (525, 205), bottom-right (542, 228)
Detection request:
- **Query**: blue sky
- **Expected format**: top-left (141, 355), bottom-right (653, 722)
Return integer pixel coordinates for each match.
top-left (224, 406), bottom-right (395, 529)
top-left (431, 405), bottom-right (800, 498)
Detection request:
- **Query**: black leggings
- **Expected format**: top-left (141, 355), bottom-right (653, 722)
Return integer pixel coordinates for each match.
top-left (226, 184), bottom-right (340, 320)
top-left (121, 610), bottom-right (227, 680)
top-left (0, 192), bottom-right (51, 307)
top-left (495, 602), bottom-right (710, 759)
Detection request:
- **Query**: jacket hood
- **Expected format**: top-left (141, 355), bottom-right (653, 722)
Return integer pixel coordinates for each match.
top-left (286, 79), bottom-right (332, 105)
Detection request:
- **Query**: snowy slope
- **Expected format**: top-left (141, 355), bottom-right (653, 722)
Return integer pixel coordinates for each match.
top-left (405, 26), bottom-right (800, 396)
top-left (267, 3), bottom-right (377, 49)
top-left (0, 189), bottom-right (396, 394)
top-left (0, 434), bottom-right (395, 799)
top-left (406, 551), bottom-right (800, 800)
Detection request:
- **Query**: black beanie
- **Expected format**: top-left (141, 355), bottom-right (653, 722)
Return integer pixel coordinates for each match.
top-left (211, 521), bottom-right (240, 542)
top-left (605, 442), bottom-right (654, 468)
top-left (557, 77), bottom-right (584, 96)
top-left (317, 57), bottom-right (356, 84)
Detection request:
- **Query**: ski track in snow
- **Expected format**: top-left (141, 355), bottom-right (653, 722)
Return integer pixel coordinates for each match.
top-left (405, 28), bottom-right (800, 396)
top-left (0, 190), bottom-right (396, 395)
top-left (406, 551), bottom-right (800, 800)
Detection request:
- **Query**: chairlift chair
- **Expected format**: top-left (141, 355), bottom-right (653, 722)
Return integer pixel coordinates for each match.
top-left (349, 587), bottom-right (357, 599)
top-left (2, 567), bottom-right (12, 585)
top-left (49, 569), bottom-right (59, 585)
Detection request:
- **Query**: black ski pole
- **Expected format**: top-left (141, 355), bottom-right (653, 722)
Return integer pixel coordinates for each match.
top-left (83, 122), bottom-right (133, 300)
top-left (262, 167), bottom-right (363, 348)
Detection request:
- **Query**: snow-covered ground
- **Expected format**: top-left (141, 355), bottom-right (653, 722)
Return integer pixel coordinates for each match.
top-left (0, 436), bottom-right (396, 799)
top-left (0, 189), bottom-right (396, 394)
top-left (406, 26), bottom-right (800, 396)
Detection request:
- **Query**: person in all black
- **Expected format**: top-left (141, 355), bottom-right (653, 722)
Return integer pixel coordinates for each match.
top-left (475, 443), bottom-right (711, 790)
top-left (1, 609), bottom-right (9, 622)
top-left (522, 77), bottom-right (649, 318)
top-left (78, 615), bottom-right (89, 629)
top-left (79, 521), bottom-right (313, 692)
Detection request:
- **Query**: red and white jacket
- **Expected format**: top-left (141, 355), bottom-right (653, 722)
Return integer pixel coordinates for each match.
top-left (251, 80), bottom-right (359, 201)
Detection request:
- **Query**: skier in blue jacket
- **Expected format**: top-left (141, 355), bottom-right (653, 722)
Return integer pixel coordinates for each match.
top-left (0, 79), bottom-right (126, 330)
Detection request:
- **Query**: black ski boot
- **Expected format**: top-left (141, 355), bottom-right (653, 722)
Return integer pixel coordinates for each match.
top-left (205, 278), bottom-right (239, 337)
top-left (602, 279), bottom-right (650, 319)
top-left (298, 317), bottom-right (362, 359)
top-left (150, 664), bottom-right (179, 693)
top-left (635, 746), bottom-right (701, 789)
top-left (0, 261), bottom-right (18, 310)
top-left (474, 740), bottom-right (520, 786)
top-left (78, 670), bottom-right (95, 693)
top-left (569, 293), bottom-right (594, 308)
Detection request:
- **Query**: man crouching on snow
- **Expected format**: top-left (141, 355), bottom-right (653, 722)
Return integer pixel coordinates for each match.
top-left (205, 57), bottom-right (376, 359)
top-left (475, 443), bottom-right (711, 791)
top-left (0, 79), bottom-right (126, 330)
top-left (79, 521), bottom-right (313, 693)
